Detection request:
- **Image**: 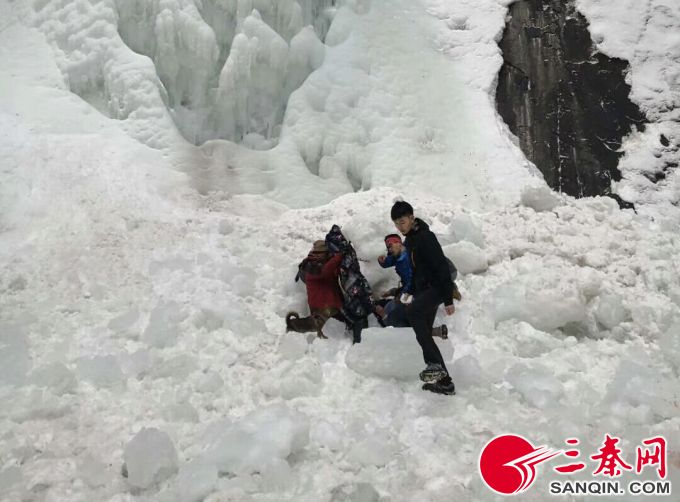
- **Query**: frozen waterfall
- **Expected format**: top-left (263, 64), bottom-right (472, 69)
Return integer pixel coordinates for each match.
top-left (33, 0), bottom-right (338, 146)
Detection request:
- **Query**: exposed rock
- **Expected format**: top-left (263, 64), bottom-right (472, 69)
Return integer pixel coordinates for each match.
top-left (496, 0), bottom-right (646, 197)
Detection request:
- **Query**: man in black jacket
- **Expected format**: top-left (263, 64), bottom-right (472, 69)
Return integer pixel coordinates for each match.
top-left (391, 200), bottom-right (456, 395)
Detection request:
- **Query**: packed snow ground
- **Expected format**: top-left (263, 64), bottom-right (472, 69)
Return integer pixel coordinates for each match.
top-left (1, 0), bottom-right (680, 501)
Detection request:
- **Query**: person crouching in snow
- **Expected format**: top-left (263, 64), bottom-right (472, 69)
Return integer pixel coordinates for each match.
top-left (286, 240), bottom-right (344, 339)
top-left (376, 234), bottom-right (448, 339)
top-left (391, 200), bottom-right (456, 395)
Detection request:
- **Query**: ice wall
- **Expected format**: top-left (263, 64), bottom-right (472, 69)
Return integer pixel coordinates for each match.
top-left (114, 0), bottom-right (335, 145)
top-left (32, 0), bottom-right (336, 146)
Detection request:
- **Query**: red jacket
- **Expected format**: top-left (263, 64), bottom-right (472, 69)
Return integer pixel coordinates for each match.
top-left (305, 254), bottom-right (343, 310)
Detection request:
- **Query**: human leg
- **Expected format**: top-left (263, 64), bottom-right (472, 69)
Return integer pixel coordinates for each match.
top-left (405, 288), bottom-right (448, 374)
top-left (384, 301), bottom-right (410, 328)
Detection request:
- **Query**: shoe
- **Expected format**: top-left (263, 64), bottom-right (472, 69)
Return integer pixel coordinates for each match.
top-left (452, 284), bottom-right (462, 302)
top-left (432, 324), bottom-right (448, 339)
top-left (419, 364), bottom-right (447, 383)
top-left (422, 377), bottom-right (456, 395)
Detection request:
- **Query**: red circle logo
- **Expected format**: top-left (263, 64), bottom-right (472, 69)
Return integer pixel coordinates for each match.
top-left (479, 434), bottom-right (558, 495)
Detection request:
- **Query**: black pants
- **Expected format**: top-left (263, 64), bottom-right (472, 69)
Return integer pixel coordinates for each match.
top-left (345, 316), bottom-right (367, 343)
top-left (325, 309), bottom-right (365, 343)
top-left (405, 288), bottom-right (448, 373)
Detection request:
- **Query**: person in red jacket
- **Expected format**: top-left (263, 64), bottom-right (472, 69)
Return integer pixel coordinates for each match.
top-left (286, 240), bottom-right (345, 339)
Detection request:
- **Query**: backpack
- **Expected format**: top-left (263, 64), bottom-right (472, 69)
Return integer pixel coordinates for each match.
top-left (324, 225), bottom-right (378, 322)
top-left (294, 260), bottom-right (309, 284)
top-left (446, 257), bottom-right (458, 283)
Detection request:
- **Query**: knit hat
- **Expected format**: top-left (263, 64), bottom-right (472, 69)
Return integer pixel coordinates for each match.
top-left (311, 240), bottom-right (328, 254)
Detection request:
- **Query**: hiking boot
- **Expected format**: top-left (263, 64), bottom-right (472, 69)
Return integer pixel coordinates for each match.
top-left (419, 364), bottom-right (447, 383)
top-left (432, 324), bottom-right (448, 339)
top-left (422, 377), bottom-right (456, 395)
top-left (452, 284), bottom-right (462, 302)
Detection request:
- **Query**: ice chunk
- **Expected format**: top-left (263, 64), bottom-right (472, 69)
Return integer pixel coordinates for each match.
top-left (107, 307), bottom-right (140, 338)
top-left (576, 267), bottom-right (603, 300)
top-left (605, 358), bottom-right (678, 419)
top-left (163, 402), bottom-right (199, 423)
top-left (261, 358), bottom-right (322, 399)
top-left (150, 355), bottom-right (198, 380)
top-left (30, 362), bottom-right (77, 395)
top-left (346, 327), bottom-right (454, 380)
top-left (450, 355), bottom-right (484, 391)
top-left (121, 349), bottom-right (152, 379)
top-left (330, 482), bottom-right (381, 502)
top-left (310, 420), bottom-right (344, 451)
top-left (347, 433), bottom-right (397, 466)
top-left (449, 213), bottom-right (485, 248)
top-left (143, 301), bottom-right (184, 348)
top-left (9, 388), bottom-right (70, 422)
top-left (218, 219), bottom-right (234, 235)
top-left (254, 458), bottom-right (292, 492)
top-left (0, 466), bottom-right (23, 498)
top-left (203, 404), bottom-right (309, 475)
top-left (124, 428), bottom-right (178, 489)
top-left (503, 321), bottom-right (563, 358)
top-left (594, 291), bottom-right (628, 329)
top-left (194, 371), bottom-right (224, 394)
top-left (76, 355), bottom-right (126, 389)
top-left (659, 319), bottom-right (680, 370)
top-left (445, 241), bottom-right (488, 275)
top-left (521, 185), bottom-right (561, 212)
top-left (77, 454), bottom-right (109, 488)
top-left (193, 309), bottom-right (224, 332)
top-left (175, 460), bottom-right (217, 502)
top-left (0, 324), bottom-right (31, 386)
top-left (506, 363), bottom-right (564, 408)
top-left (488, 272), bottom-right (587, 331)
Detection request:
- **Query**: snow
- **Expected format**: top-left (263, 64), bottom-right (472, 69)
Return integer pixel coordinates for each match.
top-left (1, 0), bottom-right (679, 500)
top-left (330, 482), bottom-right (382, 502)
top-left (0, 325), bottom-right (31, 387)
top-left (576, 0), bottom-right (680, 227)
top-left (521, 185), bottom-right (563, 213)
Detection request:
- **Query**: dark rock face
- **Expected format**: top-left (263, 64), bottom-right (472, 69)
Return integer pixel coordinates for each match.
top-left (496, 0), bottom-right (646, 197)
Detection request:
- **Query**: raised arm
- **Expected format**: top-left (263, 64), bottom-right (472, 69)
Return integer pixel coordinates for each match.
top-left (378, 254), bottom-right (396, 268)
top-left (319, 253), bottom-right (343, 278)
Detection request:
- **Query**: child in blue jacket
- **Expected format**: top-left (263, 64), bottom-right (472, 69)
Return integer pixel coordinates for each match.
top-left (379, 234), bottom-right (414, 299)
top-left (377, 234), bottom-right (448, 338)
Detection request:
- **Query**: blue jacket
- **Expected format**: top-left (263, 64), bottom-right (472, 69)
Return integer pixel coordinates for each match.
top-left (380, 250), bottom-right (414, 295)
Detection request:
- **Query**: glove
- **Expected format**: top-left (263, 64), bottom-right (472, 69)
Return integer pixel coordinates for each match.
top-left (400, 293), bottom-right (413, 305)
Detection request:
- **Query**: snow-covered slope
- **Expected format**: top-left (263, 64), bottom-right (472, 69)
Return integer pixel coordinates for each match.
top-left (1, 0), bottom-right (679, 501)
top-left (577, 0), bottom-right (680, 227)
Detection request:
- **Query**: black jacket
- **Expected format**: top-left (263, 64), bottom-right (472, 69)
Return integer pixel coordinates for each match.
top-left (404, 218), bottom-right (454, 306)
